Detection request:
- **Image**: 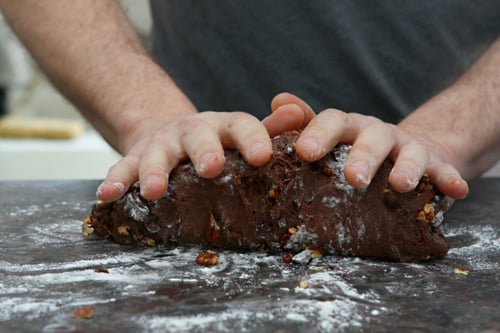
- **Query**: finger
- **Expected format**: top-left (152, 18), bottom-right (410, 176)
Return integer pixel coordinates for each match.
top-left (423, 160), bottom-right (469, 199)
top-left (270, 92), bottom-right (315, 127)
top-left (96, 154), bottom-right (139, 201)
top-left (216, 111), bottom-right (273, 166)
top-left (137, 155), bottom-right (169, 200)
top-left (262, 103), bottom-right (306, 137)
top-left (138, 133), bottom-right (184, 200)
top-left (344, 122), bottom-right (397, 187)
top-left (295, 108), bottom-right (360, 161)
top-left (179, 116), bottom-right (226, 178)
top-left (388, 141), bottom-right (429, 192)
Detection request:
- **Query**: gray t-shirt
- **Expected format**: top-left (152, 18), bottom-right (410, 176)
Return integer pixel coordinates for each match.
top-left (149, 1), bottom-right (500, 123)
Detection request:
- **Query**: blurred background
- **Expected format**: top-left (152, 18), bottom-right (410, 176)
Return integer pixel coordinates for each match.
top-left (0, 0), bottom-right (151, 180)
top-left (0, 1), bottom-right (498, 180)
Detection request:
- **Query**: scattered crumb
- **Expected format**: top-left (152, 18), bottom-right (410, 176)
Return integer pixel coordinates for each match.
top-left (454, 267), bottom-right (470, 275)
top-left (306, 246), bottom-right (324, 258)
top-left (72, 306), bottom-right (93, 319)
top-left (282, 252), bottom-right (293, 263)
top-left (299, 280), bottom-right (309, 289)
top-left (81, 216), bottom-right (94, 238)
top-left (140, 236), bottom-right (156, 246)
top-left (310, 265), bottom-right (326, 271)
top-left (94, 266), bottom-right (109, 273)
top-left (195, 249), bottom-right (219, 266)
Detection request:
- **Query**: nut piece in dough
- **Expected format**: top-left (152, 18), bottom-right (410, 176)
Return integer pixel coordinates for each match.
top-left (196, 249), bottom-right (220, 266)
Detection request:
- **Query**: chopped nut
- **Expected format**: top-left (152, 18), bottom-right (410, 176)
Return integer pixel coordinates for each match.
top-left (206, 213), bottom-right (220, 242)
top-left (94, 266), bottom-right (109, 274)
top-left (416, 203), bottom-right (435, 223)
top-left (416, 211), bottom-right (425, 222)
top-left (383, 188), bottom-right (391, 193)
top-left (281, 227), bottom-right (299, 244)
top-left (310, 265), bottom-right (326, 271)
top-left (268, 185), bottom-right (280, 200)
top-left (72, 306), bottom-right (93, 319)
top-left (117, 225), bottom-right (130, 236)
top-left (454, 267), bottom-right (470, 275)
top-left (415, 173), bottom-right (431, 193)
top-left (82, 216), bottom-right (94, 238)
top-left (282, 252), bottom-right (293, 263)
top-left (299, 280), bottom-right (309, 289)
top-left (141, 236), bottom-right (156, 246)
top-left (306, 246), bottom-right (324, 258)
top-left (196, 249), bottom-right (220, 266)
top-left (320, 166), bottom-right (333, 176)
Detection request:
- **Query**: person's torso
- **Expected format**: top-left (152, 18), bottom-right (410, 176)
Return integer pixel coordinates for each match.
top-left (149, 0), bottom-right (500, 122)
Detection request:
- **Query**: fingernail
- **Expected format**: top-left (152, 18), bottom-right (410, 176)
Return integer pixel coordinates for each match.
top-left (198, 152), bottom-right (216, 173)
top-left (402, 169), bottom-right (418, 188)
top-left (141, 175), bottom-right (161, 196)
top-left (451, 178), bottom-right (469, 198)
top-left (350, 160), bottom-right (370, 186)
top-left (96, 183), bottom-right (104, 197)
top-left (298, 137), bottom-right (318, 157)
top-left (96, 181), bottom-right (125, 197)
top-left (113, 182), bottom-right (126, 192)
top-left (392, 168), bottom-right (419, 190)
top-left (274, 104), bottom-right (288, 112)
top-left (249, 141), bottom-right (266, 157)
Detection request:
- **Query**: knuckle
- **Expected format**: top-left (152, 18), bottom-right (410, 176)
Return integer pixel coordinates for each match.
top-left (149, 129), bottom-right (168, 143)
top-left (109, 155), bottom-right (138, 173)
top-left (141, 165), bottom-right (166, 177)
top-left (351, 142), bottom-right (378, 158)
top-left (180, 117), bottom-right (209, 139)
top-left (319, 109), bottom-right (358, 132)
top-left (369, 122), bottom-right (395, 138)
top-left (227, 112), bottom-right (257, 129)
top-left (321, 108), bottom-right (347, 121)
top-left (365, 114), bottom-right (382, 124)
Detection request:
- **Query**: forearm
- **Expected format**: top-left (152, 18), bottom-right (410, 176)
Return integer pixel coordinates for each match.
top-left (0, 0), bottom-right (195, 153)
top-left (399, 38), bottom-right (500, 180)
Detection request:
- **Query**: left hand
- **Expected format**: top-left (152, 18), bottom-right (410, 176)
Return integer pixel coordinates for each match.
top-left (263, 92), bottom-right (469, 199)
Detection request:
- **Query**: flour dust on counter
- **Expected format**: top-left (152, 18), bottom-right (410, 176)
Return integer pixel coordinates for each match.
top-left (0, 179), bottom-right (499, 332)
top-left (444, 224), bottom-right (500, 271)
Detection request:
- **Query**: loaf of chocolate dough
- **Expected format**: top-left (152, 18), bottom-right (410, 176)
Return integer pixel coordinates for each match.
top-left (84, 132), bottom-right (450, 261)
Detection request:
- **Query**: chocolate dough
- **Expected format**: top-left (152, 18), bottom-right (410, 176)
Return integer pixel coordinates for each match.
top-left (84, 132), bottom-right (450, 261)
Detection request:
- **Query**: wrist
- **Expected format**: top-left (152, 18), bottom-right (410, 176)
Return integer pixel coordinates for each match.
top-left (399, 84), bottom-right (499, 180)
top-left (111, 87), bottom-right (198, 155)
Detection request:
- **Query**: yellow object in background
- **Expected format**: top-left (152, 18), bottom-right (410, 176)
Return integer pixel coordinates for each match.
top-left (0, 115), bottom-right (85, 139)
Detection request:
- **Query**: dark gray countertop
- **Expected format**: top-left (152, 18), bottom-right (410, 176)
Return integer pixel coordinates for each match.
top-left (0, 179), bottom-right (499, 333)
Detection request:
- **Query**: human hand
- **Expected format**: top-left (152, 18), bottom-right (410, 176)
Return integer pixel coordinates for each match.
top-left (96, 111), bottom-right (279, 201)
top-left (267, 92), bottom-right (469, 199)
